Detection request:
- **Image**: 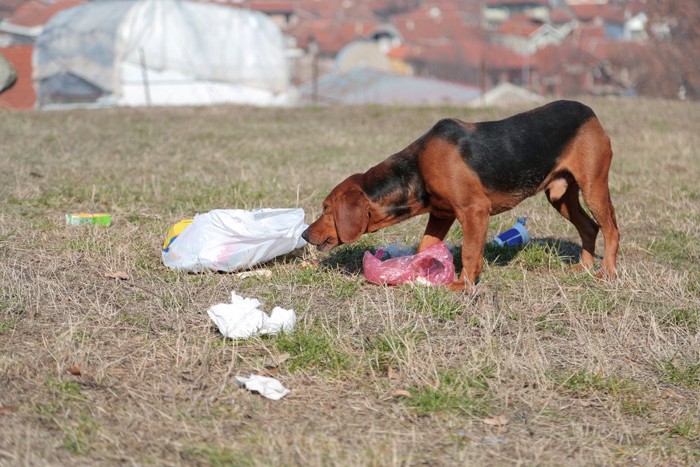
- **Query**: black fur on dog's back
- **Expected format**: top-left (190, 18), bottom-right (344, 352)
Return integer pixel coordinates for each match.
top-left (429, 100), bottom-right (596, 193)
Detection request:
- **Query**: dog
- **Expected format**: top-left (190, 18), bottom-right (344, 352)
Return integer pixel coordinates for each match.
top-left (302, 100), bottom-right (620, 291)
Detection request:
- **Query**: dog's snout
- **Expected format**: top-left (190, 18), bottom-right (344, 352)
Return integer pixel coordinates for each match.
top-left (301, 228), bottom-right (309, 243)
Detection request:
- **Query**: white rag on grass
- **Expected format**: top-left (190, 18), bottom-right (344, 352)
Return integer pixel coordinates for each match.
top-left (207, 292), bottom-right (296, 339)
top-left (235, 374), bottom-right (289, 400)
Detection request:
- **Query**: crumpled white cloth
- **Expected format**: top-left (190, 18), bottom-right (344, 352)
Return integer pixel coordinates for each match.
top-left (235, 374), bottom-right (289, 400)
top-left (207, 292), bottom-right (296, 339)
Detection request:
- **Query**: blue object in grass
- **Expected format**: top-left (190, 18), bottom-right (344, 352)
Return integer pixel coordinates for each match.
top-left (491, 217), bottom-right (529, 247)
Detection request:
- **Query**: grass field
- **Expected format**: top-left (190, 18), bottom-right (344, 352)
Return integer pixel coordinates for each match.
top-left (1, 98), bottom-right (698, 466)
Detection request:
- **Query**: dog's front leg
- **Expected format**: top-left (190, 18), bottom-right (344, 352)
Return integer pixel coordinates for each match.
top-left (449, 204), bottom-right (490, 292)
top-left (417, 213), bottom-right (455, 253)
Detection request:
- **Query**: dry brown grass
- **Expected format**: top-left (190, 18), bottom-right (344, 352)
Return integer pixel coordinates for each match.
top-left (1, 98), bottom-right (698, 466)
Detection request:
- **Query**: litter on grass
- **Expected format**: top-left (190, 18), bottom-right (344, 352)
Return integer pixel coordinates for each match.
top-left (235, 374), bottom-right (289, 400)
top-left (363, 241), bottom-right (455, 286)
top-left (66, 212), bottom-right (111, 226)
top-left (162, 208), bottom-right (307, 273)
top-left (207, 291), bottom-right (296, 339)
top-left (491, 217), bottom-right (529, 247)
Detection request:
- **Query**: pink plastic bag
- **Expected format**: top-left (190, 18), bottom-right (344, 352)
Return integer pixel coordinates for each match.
top-left (362, 242), bottom-right (455, 286)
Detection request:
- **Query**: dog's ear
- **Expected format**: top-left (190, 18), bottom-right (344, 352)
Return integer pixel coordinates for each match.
top-left (335, 187), bottom-right (370, 245)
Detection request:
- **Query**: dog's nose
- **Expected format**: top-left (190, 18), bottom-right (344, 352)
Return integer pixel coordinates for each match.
top-left (301, 229), bottom-right (309, 243)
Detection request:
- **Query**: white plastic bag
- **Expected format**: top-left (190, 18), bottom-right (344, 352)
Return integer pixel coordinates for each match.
top-left (162, 208), bottom-right (307, 272)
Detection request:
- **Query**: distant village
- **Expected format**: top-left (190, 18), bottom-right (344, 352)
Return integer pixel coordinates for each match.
top-left (0, 0), bottom-right (662, 108)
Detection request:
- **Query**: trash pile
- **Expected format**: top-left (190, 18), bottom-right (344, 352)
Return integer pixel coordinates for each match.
top-left (158, 206), bottom-right (531, 401)
top-left (161, 207), bottom-right (308, 401)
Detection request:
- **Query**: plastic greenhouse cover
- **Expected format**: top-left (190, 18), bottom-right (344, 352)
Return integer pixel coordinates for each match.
top-left (34, 0), bottom-right (290, 107)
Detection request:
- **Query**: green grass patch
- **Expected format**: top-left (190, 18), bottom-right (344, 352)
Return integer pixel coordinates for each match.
top-left (287, 265), bottom-right (325, 286)
top-left (575, 288), bottom-right (620, 315)
top-left (162, 181), bottom-right (266, 214)
top-left (649, 229), bottom-right (696, 265)
top-left (118, 311), bottom-right (151, 330)
top-left (659, 307), bottom-right (699, 331)
top-left (0, 296), bottom-right (25, 315)
top-left (406, 368), bottom-right (494, 416)
top-left (61, 415), bottom-right (100, 455)
top-left (365, 333), bottom-right (421, 372)
top-left (658, 358), bottom-right (700, 388)
top-left (669, 416), bottom-right (700, 441)
top-left (619, 397), bottom-right (653, 417)
top-left (535, 314), bottom-right (569, 336)
top-left (409, 286), bottom-right (466, 321)
top-left (38, 379), bottom-right (99, 455)
top-left (71, 331), bottom-right (92, 344)
top-left (63, 232), bottom-right (111, 255)
top-left (516, 241), bottom-right (562, 271)
top-left (483, 242), bottom-right (522, 266)
top-left (0, 317), bottom-right (17, 335)
top-left (274, 329), bottom-right (352, 375)
top-left (328, 274), bottom-right (364, 301)
top-left (323, 238), bottom-right (378, 273)
top-left (181, 443), bottom-right (254, 467)
top-left (46, 378), bottom-right (82, 397)
top-left (554, 369), bottom-right (639, 399)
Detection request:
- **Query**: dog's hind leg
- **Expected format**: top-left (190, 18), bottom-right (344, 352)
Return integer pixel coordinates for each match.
top-left (546, 177), bottom-right (599, 270)
top-left (558, 120), bottom-right (620, 279)
top-left (579, 176), bottom-right (619, 279)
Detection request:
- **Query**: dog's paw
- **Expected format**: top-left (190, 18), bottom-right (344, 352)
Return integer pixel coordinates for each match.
top-left (595, 268), bottom-right (617, 281)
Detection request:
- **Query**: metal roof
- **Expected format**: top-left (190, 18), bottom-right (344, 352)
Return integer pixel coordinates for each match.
top-left (300, 67), bottom-right (481, 105)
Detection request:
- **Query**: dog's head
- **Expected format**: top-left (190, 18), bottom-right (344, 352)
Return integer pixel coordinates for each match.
top-left (302, 174), bottom-right (370, 251)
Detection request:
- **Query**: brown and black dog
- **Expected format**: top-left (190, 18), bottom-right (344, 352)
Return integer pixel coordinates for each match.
top-left (302, 100), bottom-right (620, 291)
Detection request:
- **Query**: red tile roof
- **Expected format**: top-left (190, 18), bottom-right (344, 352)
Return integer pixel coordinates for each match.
top-left (497, 14), bottom-right (544, 37)
top-left (0, 45), bottom-right (34, 110)
top-left (296, 0), bottom-right (379, 22)
top-left (243, 1), bottom-right (294, 14)
top-left (4, 0), bottom-right (83, 28)
top-left (549, 7), bottom-right (574, 24)
top-left (570, 3), bottom-right (625, 24)
top-left (403, 38), bottom-right (526, 70)
top-left (390, 4), bottom-right (482, 44)
top-left (289, 17), bottom-right (380, 54)
top-left (0, 0), bottom-right (27, 19)
top-left (485, 0), bottom-right (548, 6)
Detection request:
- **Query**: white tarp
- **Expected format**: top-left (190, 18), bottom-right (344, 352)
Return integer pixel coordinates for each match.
top-left (33, 0), bottom-right (292, 108)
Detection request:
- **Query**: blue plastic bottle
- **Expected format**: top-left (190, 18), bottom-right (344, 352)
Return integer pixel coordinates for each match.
top-left (491, 217), bottom-right (529, 247)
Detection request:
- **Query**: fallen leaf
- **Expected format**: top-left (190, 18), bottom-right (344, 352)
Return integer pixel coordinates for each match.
top-left (392, 389), bottom-right (412, 399)
top-left (105, 271), bottom-right (129, 280)
top-left (68, 363), bottom-right (82, 376)
top-left (482, 414), bottom-right (508, 427)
